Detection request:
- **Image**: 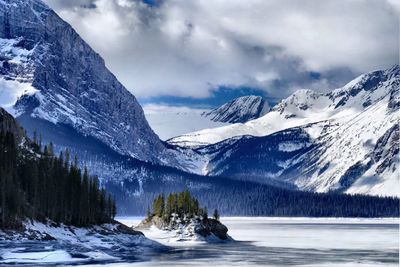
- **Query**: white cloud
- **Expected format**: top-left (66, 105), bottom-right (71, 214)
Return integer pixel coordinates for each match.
top-left (45, 0), bottom-right (399, 99)
top-left (142, 103), bottom-right (207, 115)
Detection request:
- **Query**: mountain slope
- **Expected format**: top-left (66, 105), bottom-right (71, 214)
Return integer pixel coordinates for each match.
top-left (0, 0), bottom-right (173, 164)
top-left (169, 66), bottom-right (399, 148)
top-left (202, 95), bottom-right (270, 123)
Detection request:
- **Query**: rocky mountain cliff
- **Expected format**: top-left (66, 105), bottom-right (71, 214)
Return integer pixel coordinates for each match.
top-left (0, 0), bottom-right (173, 164)
top-left (203, 95), bottom-right (270, 123)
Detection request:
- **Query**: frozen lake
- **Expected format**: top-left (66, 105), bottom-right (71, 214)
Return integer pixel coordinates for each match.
top-left (0, 217), bottom-right (398, 266)
top-left (112, 217), bottom-right (399, 267)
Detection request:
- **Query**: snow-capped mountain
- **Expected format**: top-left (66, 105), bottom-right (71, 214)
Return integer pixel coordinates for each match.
top-left (143, 95), bottom-right (268, 141)
top-left (188, 65), bottom-right (400, 196)
top-left (202, 95), bottom-right (270, 123)
top-left (0, 0), bottom-right (176, 164)
top-left (169, 66), bottom-right (399, 148)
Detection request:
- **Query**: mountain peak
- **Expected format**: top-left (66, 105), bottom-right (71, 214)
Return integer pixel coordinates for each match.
top-left (203, 95), bottom-right (270, 123)
top-left (272, 89), bottom-right (324, 114)
top-left (0, 0), bottom-right (174, 164)
top-left (328, 65), bottom-right (399, 109)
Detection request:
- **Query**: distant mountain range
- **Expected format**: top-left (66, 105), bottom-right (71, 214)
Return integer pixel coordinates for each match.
top-left (171, 66), bottom-right (399, 196)
top-left (169, 67), bottom-right (399, 148)
top-left (0, 0), bottom-right (398, 218)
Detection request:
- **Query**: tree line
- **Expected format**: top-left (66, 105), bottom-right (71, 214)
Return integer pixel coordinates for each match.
top-left (148, 190), bottom-right (220, 223)
top-left (107, 174), bottom-right (399, 217)
top-left (0, 130), bottom-right (116, 229)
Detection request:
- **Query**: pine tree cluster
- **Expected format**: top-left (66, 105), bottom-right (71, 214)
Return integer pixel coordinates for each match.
top-left (0, 130), bottom-right (116, 229)
top-left (148, 190), bottom-right (219, 223)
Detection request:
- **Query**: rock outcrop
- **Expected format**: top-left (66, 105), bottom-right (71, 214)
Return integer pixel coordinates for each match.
top-left (137, 215), bottom-right (230, 241)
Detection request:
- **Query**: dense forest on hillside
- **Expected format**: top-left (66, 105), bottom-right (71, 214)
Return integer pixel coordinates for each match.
top-left (0, 130), bottom-right (116, 229)
top-left (108, 176), bottom-right (400, 217)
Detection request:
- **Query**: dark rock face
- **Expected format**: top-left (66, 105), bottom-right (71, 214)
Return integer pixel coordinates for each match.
top-left (112, 220), bottom-right (144, 236)
top-left (0, 0), bottom-right (170, 164)
top-left (196, 218), bottom-right (228, 240)
top-left (204, 95), bottom-right (270, 123)
top-left (388, 85), bottom-right (399, 112)
top-left (0, 107), bottom-right (24, 141)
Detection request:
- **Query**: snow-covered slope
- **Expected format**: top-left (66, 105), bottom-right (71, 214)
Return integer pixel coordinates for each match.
top-left (191, 66), bottom-right (399, 196)
top-left (0, 220), bottom-right (159, 265)
top-left (292, 90), bottom-right (398, 196)
top-left (202, 95), bottom-right (270, 123)
top-left (0, 0), bottom-right (178, 165)
top-left (143, 95), bottom-right (268, 141)
top-left (169, 66), bottom-right (398, 148)
top-left (143, 105), bottom-right (228, 140)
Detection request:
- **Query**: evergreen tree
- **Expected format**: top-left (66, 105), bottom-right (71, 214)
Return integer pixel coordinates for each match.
top-left (213, 209), bottom-right (220, 221)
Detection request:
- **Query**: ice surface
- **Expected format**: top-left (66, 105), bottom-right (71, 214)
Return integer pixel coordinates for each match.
top-left (112, 217), bottom-right (399, 266)
top-left (1, 250), bottom-right (78, 263)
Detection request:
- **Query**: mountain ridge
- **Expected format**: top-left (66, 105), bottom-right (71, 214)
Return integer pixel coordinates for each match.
top-left (184, 66), bottom-right (399, 196)
top-left (203, 95), bottom-right (270, 123)
top-left (169, 65), bottom-right (399, 148)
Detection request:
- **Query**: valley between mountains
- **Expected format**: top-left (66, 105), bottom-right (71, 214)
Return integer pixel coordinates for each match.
top-left (0, 0), bottom-right (399, 265)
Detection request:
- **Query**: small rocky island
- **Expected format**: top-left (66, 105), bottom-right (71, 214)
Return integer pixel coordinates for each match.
top-left (137, 191), bottom-right (231, 241)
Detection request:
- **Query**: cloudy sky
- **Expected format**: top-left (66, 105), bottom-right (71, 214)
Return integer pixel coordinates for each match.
top-left (45, 0), bottom-right (399, 108)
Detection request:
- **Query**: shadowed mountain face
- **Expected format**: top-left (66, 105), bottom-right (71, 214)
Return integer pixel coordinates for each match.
top-left (0, 0), bottom-right (173, 165)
